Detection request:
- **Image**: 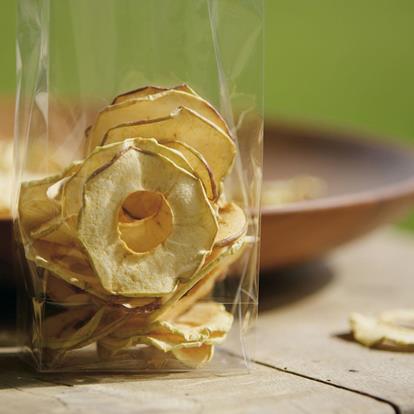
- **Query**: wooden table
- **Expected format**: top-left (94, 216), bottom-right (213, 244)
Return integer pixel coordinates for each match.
top-left (1, 228), bottom-right (413, 413)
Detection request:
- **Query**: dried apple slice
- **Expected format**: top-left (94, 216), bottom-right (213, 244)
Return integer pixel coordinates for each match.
top-left (163, 140), bottom-right (217, 200)
top-left (162, 302), bottom-right (233, 341)
top-left (19, 175), bottom-right (61, 236)
top-left (98, 302), bottom-right (232, 367)
top-left (20, 163), bottom-right (80, 244)
top-left (87, 90), bottom-right (230, 153)
top-left (19, 161), bottom-right (80, 237)
top-left (171, 345), bottom-right (214, 368)
top-left (350, 312), bottom-right (414, 348)
top-left (85, 84), bottom-right (198, 141)
top-left (78, 147), bottom-right (218, 297)
top-left (112, 84), bottom-right (197, 105)
top-left (215, 202), bottom-right (247, 247)
top-left (103, 107), bottom-right (235, 190)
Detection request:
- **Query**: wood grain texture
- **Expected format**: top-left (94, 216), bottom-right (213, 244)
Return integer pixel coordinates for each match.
top-left (0, 350), bottom-right (392, 414)
top-left (1, 228), bottom-right (413, 413)
top-left (256, 228), bottom-right (414, 413)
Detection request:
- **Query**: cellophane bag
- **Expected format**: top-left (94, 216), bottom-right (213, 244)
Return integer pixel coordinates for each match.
top-left (14, 0), bottom-right (263, 373)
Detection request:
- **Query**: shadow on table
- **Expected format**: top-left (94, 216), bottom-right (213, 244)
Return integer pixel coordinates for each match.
top-left (334, 332), bottom-right (414, 353)
top-left (259, 260), bottom-right (334, 312)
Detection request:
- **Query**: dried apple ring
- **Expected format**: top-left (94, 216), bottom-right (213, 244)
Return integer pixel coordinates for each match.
top-left (103, 106), bottom-right (235, 191)
top-left (78, 147), bottom-right (218, 297)
top-left (87, 90), bottom-right (230, 153)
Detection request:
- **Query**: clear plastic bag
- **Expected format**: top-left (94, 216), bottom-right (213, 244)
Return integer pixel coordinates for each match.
top-left (14, 0), bottom-right (263, 373)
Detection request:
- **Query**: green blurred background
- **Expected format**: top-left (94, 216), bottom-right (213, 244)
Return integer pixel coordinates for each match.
top-left (1, 0), bottom-right (414, 227)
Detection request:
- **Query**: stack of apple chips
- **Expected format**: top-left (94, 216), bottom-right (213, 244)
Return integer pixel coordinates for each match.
top-left (18, 85), bottom-right (248, 368)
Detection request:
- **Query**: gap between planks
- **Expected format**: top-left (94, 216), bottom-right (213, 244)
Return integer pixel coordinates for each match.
top-left (249, 357), bottom-right (401, 414)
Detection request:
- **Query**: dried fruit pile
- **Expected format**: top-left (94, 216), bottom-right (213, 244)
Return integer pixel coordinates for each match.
top-left (19, 85), bottom-right (248, 368)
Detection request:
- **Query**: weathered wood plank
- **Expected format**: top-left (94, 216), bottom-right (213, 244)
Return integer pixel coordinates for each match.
top-left (0, 350), bottom-right (392, 414)
top-left (255, 228), bottom-right (414, 413)
top-left (1, 228), bottom-right (412, 413)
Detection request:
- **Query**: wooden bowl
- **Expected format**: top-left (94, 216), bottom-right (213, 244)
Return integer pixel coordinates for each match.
top-left (261, 121), bottom-right (414, 269)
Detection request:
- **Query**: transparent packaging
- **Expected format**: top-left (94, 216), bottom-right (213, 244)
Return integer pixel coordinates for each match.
top-left (14, 0), bottom-right (263, 373)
